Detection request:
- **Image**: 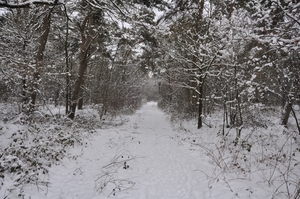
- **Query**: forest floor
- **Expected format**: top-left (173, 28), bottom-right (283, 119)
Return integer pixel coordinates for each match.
top-left (1, 102), bottom-right (300, 199)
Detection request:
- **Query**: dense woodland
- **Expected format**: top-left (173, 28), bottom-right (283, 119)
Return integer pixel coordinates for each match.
top-left (0, 0), bottom-right (299, 128)
top-left (0, 1), bottom-right (300, 198)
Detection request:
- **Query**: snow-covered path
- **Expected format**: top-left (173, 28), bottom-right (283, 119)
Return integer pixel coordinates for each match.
top-left (2, 101), bottom-right (295, 199)
top-left (25, 102), bottom-right (226, 199)
top-left (115, 102), bottom-right (208, 199)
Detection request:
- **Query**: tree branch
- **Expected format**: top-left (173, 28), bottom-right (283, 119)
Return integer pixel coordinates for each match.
top-left (0, 0), bottom-right (62, 8)
top-left (276, 1), bottom-right (300, 26)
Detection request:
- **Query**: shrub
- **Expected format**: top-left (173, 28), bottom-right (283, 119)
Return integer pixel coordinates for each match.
top-left (0, 123), bottom-right (83, 196)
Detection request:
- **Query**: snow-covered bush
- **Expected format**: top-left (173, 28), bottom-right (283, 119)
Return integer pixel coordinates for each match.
top-left (0, 122), bottom-right (84, 197)
top-left (173, 112), bottom-right (300, 199)
top-left (74, 105), bottom-right (130, 129)
top-left (242, 104), bottom-right (279, 129)
top-left (198, 128), bottom-right (300, 198)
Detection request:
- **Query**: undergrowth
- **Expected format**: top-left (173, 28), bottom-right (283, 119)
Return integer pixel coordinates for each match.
top-left (172, 107), bottom-right (300, 199)
top-left (95, 150), bottom-right (136, 197)
top-left (0, 114), bottom-right (89, 198)
top-left (179, 127), bottom-right (300, 198)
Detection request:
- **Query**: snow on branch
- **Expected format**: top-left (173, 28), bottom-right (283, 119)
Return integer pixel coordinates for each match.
top-left (0, 0), bottom-right (62, 8)
top-left (276, 1), bottom-right (300, 26)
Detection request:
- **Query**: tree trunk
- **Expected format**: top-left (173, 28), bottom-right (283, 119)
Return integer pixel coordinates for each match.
top-left (77, 78), bottom-right (85, 110)
top-left (196, 0), bottom-right (205, 129)
top-left (30, 7), bottom-right (52, 111)
top-left (68, 49), bottom-right (89, 119)
top-left (222, 98), bottom-right (226, 136)
top-left (197, 73), bottom-right (203, 129)
top-left (65, 11), bottom-right (70, 115)
top-left (78, 95), bottom-right (83, 110)
top-left (68, 14), bottom-right (96, 119)
top-left (197, 84), bottom-right (203, 129)
top-left (22, 78), bottom-right (28, 103)
top-left (281, 100), bottom-right (292, 126)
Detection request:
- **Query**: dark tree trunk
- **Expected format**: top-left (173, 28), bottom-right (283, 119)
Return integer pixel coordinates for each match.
top-left (78, 95), bottom-right (83, 110)
top-left (68, 50), bottom-right (88, 119)
top-left (65, 11), bottom-right (70, 115)
top-left (281, 100), bottom-right (292, 126)
top-left (65, 71), bottom-right (70, 115)
top-left (22, 78), bottom-right (28, 103)
top-left (197, 84), bottom-right (203, 129)
top-left (197, 66), bottom-right (204, 129)
top-left (68, 14), bottom-right (96, 119)
top-left (77, 78), bottom-right (85, 110)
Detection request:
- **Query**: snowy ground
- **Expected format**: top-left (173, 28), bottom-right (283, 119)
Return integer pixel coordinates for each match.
top-left (1, 102), bottom-right (300, 198)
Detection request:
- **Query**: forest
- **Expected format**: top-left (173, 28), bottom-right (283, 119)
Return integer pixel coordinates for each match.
top-left (0, 0), bottom-right (299, 129)
top-left (0, 0), bottom-right (300, 198)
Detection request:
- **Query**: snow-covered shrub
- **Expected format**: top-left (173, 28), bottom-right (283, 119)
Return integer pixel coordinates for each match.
top-left (251, 129), bottom-right (300, 198)
top-left (203, 128), bottom-right (300, 198)
top-left (242, 104), bottom-right (279, 129)
top-left (74, 106), bottom-right (102, 129)
top-left (174, 116), bottom-right (300, 199)
top-left (0, 123), bottom-right (83, 196)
